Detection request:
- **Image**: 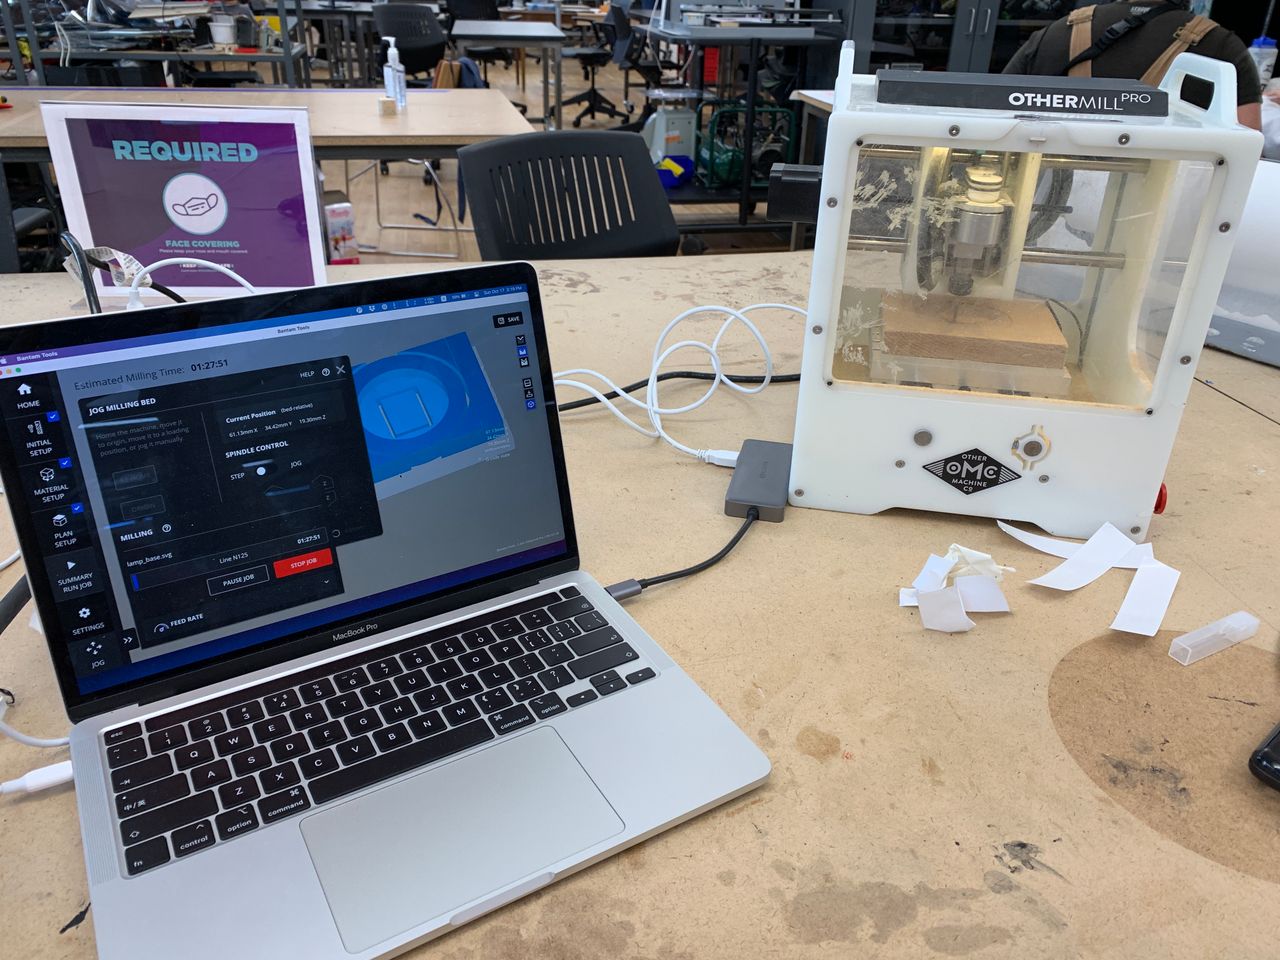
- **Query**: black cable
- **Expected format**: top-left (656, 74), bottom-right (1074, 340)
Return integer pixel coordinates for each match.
top-left (85, 253), bottom-right (185, 303)
top-left (636, 507), bottom-right (759, 590)
top-left (1044, 297), bottom-right (1083, 342)
top-left (0, 575), bottom-right (31, 635)
top-left (1025, 168), bottom-right (1074, 244)
top-left (558, 371), bottom-right (801, 412)
top-left (1195, 376), bottom-right (1280, 429)
top-left (59, 231), bottom-right (100, 314)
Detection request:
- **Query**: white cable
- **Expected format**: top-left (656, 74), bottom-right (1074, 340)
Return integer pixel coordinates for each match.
top-left (0, 549), bottom-right (19, 572)
top-left (0, 698), bottom-right (70, 748)
top-left (554, 302), bottom-right (807, 468)
top-left (1, 760), bottom-right (73, 795)
top-left (126, 258), bottom-right (256, 310)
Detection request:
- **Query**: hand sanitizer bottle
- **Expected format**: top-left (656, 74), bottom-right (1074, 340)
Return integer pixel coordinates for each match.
top-left (384, 37), bottom-right (407, 111)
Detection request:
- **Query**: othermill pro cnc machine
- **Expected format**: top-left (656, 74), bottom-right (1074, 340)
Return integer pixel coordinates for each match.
top-left (789, 49), bottom-right (1261, 538)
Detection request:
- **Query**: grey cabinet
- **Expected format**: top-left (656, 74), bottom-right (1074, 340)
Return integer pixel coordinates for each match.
top-left (845, 0), bottom-right (1068, 75)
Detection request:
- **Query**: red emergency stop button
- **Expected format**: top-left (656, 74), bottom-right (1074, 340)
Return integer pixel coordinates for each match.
top-left (1154, 483), bottom-right (1168, 515)
top-left (273, 548), bottom-right (334, 579)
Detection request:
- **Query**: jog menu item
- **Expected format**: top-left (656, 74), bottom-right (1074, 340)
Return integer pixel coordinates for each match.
top-left (79, 358), bottom-right (382, 647)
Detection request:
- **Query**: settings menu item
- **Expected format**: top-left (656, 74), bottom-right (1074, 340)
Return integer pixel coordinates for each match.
top-left (2, 374), bottom-right (127, 678)
top-left (78, 358), bottom-right (382, 651)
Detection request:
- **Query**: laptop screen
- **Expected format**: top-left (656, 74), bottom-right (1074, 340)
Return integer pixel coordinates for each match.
top-left (0, 266), bottom-right (574, 712)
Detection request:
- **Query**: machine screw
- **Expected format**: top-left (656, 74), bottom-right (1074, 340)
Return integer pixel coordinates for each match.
top-left (1145, 408), bottom-right (1154, 416)
top-left (856, 138), bottom-right (864, 146)
top-left (1118, 133), bottom-right (1130, 145)
top-left (826, 197), bottom-right (837, 208)
top-left (894, 460), bottom-right (906, 468)
top-left (794, 488), bottom-right (805, 497)
top-left (948, 125), bottom-right (960, 137)
top-left (811, 325), bottom-right (823, 334)
top-left (913, 430), bottom-right (932, 446)
top-left (1219, 222), bottom-right (1231, 233)
top-left (1130, 526), bottom-right (1141, 535)
top-left (1217, 157), bottom-right (1225, 166)
top-left (825, 379), bottom-right (833, 387)
top-left (1179, 355), bottom-right (1191, 365)
top-left (1039, 475), bottom-right (1050, 484)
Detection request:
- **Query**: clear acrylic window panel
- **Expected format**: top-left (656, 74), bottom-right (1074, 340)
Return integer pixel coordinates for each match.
top-left (834, 142), bottom-right (1215, 409)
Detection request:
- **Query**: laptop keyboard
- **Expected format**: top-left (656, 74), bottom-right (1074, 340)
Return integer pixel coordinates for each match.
top-left (101, 587), bottom-right (657, 877)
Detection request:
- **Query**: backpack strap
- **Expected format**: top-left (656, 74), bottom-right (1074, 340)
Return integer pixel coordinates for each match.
top-left (1063, 1), bottom-right (1184, 78)
top-left (1067, 7), bottom-right (1095, 79)
top-left (1139, 14), bottom-right (1216, 86)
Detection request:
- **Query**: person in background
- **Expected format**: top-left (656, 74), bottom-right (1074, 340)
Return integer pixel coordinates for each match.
top-left (1003, 0), bottom-right (1262, 130)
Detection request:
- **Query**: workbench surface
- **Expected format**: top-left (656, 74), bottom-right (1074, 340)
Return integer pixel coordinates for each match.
top-left (0, 251), bottom-right (1276, 958)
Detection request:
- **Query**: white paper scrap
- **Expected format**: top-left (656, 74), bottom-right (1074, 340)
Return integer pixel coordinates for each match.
top-left (1110, 560), bottom-right (1181, 636)
top-left (1028, 522), bottom-right (1137, 591)
top-left (917, 586), bottom-right (975, 633)
top-left (912, 554), bottom-right (956, 593)
top-left (1119, 542), bottom-right (1155, 568)
top-left (944, 543), bottom-right (1014, 582)
top-left (955, 575), bottom-right (1010, 613)
top-left (999, 520), bottom-right (1153, 571)
top-left (996, 520), bottom-right (1077, 559)
top-left (899, 588), bottom-right (919, 607)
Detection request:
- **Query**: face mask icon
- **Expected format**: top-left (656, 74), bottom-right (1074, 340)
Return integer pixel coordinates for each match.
top-left (171, 193), bottom-right (219, 217)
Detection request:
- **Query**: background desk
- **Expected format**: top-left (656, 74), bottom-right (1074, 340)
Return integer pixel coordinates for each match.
top-left (450, 19), bottom-right (565, 127)
top-left (290, 1), bottom-right (442, 88)
top-left (787, 88), bottom-right (834, 250)
top-left (1, 251), bottom-right (1279, 958)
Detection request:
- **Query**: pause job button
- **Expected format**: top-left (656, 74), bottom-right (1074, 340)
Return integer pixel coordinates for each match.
top-left (206, 565), bottom-right (270, 596)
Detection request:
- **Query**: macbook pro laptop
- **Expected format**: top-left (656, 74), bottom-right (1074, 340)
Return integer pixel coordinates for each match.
top-left (0, 263), bottom-right (770, 959)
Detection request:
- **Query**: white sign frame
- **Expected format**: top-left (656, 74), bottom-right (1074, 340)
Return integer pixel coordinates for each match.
top-left (41, 100), bottom-right (327, 302)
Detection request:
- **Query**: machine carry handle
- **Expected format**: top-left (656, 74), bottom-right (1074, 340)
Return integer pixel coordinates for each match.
top-left (1159, 51), bottom-right (1238, 128)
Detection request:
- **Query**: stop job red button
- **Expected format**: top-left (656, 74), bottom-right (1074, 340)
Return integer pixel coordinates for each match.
top-left (273, 548), bottom-right (333, 579)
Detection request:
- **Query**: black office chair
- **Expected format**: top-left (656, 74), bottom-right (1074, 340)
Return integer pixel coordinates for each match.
top-left (444, 0), bottom-right (512, 82)
top-left (458, 130), bottom-right (679, 259)
top-left (8, 207), bottom-right (57, 272)
top-left (372, 3), bottom-right (449, 84)
top-left (562, 22), bottom-right (625, 126)
top-left (607, 3), bottom-right (680, 129)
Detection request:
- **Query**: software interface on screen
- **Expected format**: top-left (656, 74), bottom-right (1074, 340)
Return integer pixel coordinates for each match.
top-left (2, 283), bottom-right (567, 695)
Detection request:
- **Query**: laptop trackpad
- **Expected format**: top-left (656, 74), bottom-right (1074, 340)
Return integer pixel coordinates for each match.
top-left (300, 727), bottom-right (624, 953)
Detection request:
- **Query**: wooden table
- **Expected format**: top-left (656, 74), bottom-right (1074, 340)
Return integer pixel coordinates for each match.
top-left (1, 252), bottom-right (1279, 958)
top-left (0, 87), bottom-right (532, 271)
top-left (0, 87), bottom-right (532, 160)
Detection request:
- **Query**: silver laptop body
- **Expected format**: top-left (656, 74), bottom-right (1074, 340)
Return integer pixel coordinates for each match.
top-left (0, 263), bottom-right (769, 959)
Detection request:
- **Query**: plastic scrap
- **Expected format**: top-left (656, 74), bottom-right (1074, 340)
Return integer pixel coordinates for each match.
top-left (1168, 611), bottom-right (1259, 666)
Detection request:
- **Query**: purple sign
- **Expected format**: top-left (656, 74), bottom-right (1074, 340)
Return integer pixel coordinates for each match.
top-left (57, 112), bottom-right (322, 291)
